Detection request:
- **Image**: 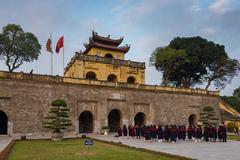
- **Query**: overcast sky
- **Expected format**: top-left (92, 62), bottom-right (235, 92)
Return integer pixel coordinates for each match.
top-left (0, 0), bottom-right (239, 96)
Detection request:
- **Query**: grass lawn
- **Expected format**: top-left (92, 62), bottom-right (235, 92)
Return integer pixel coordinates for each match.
top-left (228, 135), bottom-right (240, 141)
top-left (8, 138), bottom-right (180, 160)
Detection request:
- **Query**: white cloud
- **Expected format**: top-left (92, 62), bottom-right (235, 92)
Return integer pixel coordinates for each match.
top-left (200, 27), bottom-right (218, 35)
top-left (113, 0), bottom-right (172, 22)
top-left (209, 0), bottom-right (230, 14)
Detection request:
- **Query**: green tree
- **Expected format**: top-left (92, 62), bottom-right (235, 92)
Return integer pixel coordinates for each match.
top-left (203, 58), bottom-right (240, 90)
top-left (233, 86), bottom-right (240, 98)
top-left (199, 106), bottom-right (219, 126)
top-left (227, 121), bottom-right (239, 132)
top-left (150, 36), bottom-right (240, 89)
top-left (221, 96), bottom-right (240, 112)
top-left (150, 47), bottom-right (200, 87)
top-left (43, 99), bottom-right (72, 140)
top-left (0, 24), bottom-right (41, 72)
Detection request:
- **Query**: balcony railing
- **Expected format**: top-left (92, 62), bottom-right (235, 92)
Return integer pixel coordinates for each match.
top-left (0, 70), bottom-right (220, 96)
top-left (68, 53), bottom-right (145, 69)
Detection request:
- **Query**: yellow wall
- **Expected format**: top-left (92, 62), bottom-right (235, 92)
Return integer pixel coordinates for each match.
top-left (87, 47), bottom-right (125, 59)
top-left (65, 45), bottom-right (145, 84)
top-left (65, 59), bottom-right (145, 84)
top-left (219, 100), bottom-right (240, 117)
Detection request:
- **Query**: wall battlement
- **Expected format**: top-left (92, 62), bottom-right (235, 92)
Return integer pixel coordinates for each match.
top-left (0, 70), bottom-right (219, 96)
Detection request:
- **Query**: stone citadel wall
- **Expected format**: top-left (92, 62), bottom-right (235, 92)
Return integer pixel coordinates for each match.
top-left (0, 71), bottom-right (220, 136)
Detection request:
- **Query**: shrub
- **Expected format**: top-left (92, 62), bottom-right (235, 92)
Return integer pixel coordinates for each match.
top-left (227, 121), bottom-right (239, 132)
top-left (199, 106), bottom-right (219, 127)
top-left (43, 99), bottom-right (72, 133)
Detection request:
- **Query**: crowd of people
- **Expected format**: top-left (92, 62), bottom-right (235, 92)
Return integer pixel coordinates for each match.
top-left (116, 122), bottom-right (227, 143)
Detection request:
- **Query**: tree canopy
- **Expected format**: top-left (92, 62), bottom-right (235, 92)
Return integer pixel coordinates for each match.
top-left (221, 85), bottom-right (240, 113)
top-left (43, 99), bottom-right (72, 133)
top-left (0, 24), bottom-right (41, 72)
top-left (150, 36), bottom-right (240, 90)
top-left (233, 86), bottom-right (240, 98)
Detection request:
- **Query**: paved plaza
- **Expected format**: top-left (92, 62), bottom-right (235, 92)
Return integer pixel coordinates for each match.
top-left (1, 134), bottom-right (240, 160)
top-left (0, 136), bottom-right (12, 153)
top-left (89, 134), bottom-right (240, 160)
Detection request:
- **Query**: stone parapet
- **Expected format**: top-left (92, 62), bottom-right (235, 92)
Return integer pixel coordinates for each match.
top-left (0, 70), bottom-right (219, 96)
top-left (64, 53), bottom-right (145, 73)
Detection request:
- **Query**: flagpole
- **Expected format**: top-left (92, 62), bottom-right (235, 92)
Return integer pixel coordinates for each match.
top-left (63, 37), bottom-right (65, 76)
top-left (50, 33), bottom-right (53, 75)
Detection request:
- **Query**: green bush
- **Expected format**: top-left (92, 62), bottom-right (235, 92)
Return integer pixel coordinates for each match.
top-left (199, 106), bottom-right (219, 127)
top-left (227, 121), bottom-right (239, 132)
top-left (43, 99), bottom-right (71, 133)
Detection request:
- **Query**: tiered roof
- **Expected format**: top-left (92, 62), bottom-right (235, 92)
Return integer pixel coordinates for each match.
top-left (83, 31), bottom-right (130, 54)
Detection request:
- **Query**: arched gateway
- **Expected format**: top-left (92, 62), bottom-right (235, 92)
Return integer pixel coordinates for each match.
top-left (108, 109), bottom-right (121, 132)
top-left (79, 111), bottom-right (93, 133)
top-left (0, 110), bottom-right (8, 135)
top-left (188, 114), bottom-right (197, 127)
top-left (134, 112), bottom-right (146, 126)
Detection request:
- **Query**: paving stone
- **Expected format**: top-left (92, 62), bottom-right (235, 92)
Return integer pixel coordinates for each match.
top-left (89, 135), bottom-right (240, 160)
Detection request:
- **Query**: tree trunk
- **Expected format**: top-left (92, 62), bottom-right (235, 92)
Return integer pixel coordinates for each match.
top-left (205, 81), bottom-right (211, 90)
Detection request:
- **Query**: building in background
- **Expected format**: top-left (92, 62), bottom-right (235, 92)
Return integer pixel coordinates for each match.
top-left (64, 31), bottom-right (145, 84)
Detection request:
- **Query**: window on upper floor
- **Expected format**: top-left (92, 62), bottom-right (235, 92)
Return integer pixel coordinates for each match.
top-left (127, 76), bottom-right (136, 84)
top-left (107, 74), bottom-right (117, 82)
top-left (105, 53), bottom-right (114, 59)
top-left (86, 71), bottom-right (97, 80)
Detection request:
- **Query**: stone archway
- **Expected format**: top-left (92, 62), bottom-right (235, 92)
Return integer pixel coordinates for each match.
top-left (79, 111), bottom-right (93, 133)
top-left (0, 110), bottom-right (8, 135)
top-left (107, 74), bottom-right (117, 82)
top-left (188, 114), bottom-right (197, 127)
top-left (105, 53), bottom-right (113, 59)
top-left (134, 112), bottom-right (146, 126)
top-left (127, 76), bottom-right (136, 84)
top-left (108, 109), bottom-right (122, 132)
top-left (86, 71), bottom-right (97, 80)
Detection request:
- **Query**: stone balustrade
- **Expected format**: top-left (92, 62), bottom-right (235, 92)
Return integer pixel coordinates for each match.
top-left (0, 70), bottom-right (220, 96)
top-left (64, 53), bottom-right (146, 72)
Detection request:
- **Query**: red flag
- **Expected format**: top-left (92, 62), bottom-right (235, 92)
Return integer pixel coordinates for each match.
top-left (56, 36), bottom-right (64, 54)
top-left (46, 38), bottom-right (53, 53)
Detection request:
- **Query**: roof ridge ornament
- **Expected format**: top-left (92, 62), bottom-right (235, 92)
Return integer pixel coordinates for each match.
top-left (83, 31), bottom-right (130, 54)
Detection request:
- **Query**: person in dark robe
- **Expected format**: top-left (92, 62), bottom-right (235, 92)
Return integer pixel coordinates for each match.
top-left (196, 125), bottom-right (202, 142)
top-left (136, 125), bottom-right (141, 139)
top-left (152, 125), bottom-right (157, 141)
top-left (209, 125), bottom-right (213, 142)
top-left (192, 126), bottom-right (196, 140)
top-left (141, 125), bottom-right (145, 139)
top-left (170, 125), bottom-right (177, 143)
top-left (182, 125), bottom-right (186, 141)
top-left (235, 126), bottom-right (239, 135)
top-left (177, 125), bottom-right (182, 140)
top-left (131, 125), bottom-right (136, 138)
top-left (143, 126), bottom-right (147, 140)
top-left (203, 126), bottom-right (209, 142)
top-left (128, 125), bottom-right (132, 138)
top-left (149, 125), bottom-right (153, 140)
top-left (123, 125), bottom-right (128, 138)
top-left (222, 123), bottom-right (227, 142)
top-left (187, 126), bottom-right (193, 140)
top-left (212, 125), bottom-right (217, 142)
top-left (145, 126), bottom-right (151, 141)
top-left (157, 125), bottom-right (163, 142)
top-left (218, 125), bottom-right (223, 142)
top-left (164, 125), bottom-right (170, 142)
top-left (117, 127), bottom-right (122, 137)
